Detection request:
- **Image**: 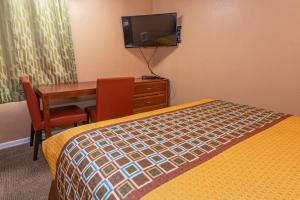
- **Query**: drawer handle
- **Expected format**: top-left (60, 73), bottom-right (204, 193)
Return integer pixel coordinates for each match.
top-left (146, 87), bottom-right (152, 90)
top-left (145, 101), bottom-right (151, 104)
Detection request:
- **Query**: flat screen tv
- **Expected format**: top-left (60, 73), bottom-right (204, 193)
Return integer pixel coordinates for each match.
top-left (122, 13), bottom-right (177, 48)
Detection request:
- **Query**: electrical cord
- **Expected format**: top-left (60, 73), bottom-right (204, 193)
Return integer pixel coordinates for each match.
top-left (138, 47), bottom-right (160, 77)
top-left (138, 47), bottom-right (175, 101)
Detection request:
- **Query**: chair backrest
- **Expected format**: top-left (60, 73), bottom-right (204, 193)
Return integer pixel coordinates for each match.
top-left (20, 76), bottom-right (42, 130)
top-left (95, 77), bottom-right (135, 121)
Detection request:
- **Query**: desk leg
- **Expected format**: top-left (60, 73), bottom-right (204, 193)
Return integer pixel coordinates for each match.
top-left (42, 95), bottom-right (52, 138)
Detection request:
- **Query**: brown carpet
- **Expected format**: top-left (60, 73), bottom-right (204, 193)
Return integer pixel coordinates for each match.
top-left (0, 144), bottom-right (51, 200)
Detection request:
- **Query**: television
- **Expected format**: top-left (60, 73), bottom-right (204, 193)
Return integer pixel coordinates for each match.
top-left (122, 13), bottom-right (177, 48)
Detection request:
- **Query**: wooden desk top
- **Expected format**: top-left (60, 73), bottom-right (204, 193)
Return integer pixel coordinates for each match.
top-left (36, 79), bottom-right (167, 99)
top-left (37, 81), bottom-right (96, 97)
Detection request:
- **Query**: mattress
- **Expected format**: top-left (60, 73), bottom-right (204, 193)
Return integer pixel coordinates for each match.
top-left (43, 99), bottom-right (300, 200)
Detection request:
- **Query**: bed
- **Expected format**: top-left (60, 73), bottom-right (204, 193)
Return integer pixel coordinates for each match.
top-left (43, 99), bottom-right (300, 200)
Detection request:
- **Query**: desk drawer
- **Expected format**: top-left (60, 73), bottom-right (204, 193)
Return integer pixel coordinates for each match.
top-left (133, 104), bottom-right (167, 114)
top-left (134, 81), bottom-right (167, 96)
top-left (134, 94), bottom-right (167, 109)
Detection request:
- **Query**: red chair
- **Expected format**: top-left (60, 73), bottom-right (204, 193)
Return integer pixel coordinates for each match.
top-left (85, 77), bottom-right (134, 122)
top-left (20, 77), bottom-right (87, 160)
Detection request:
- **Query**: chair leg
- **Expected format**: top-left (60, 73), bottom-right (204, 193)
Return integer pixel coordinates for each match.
top-left (33, 131), bottom-right (42, 161)
top-left (74, 123), bottom-right (78, 127)
top-left (30, 124), bottom-right (34, 147)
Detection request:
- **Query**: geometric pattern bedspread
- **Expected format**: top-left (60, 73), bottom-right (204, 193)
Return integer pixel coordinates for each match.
top-left (55, 100), bottom-right (288, 200)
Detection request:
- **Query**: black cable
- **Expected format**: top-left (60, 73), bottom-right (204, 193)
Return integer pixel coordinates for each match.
top-left (138, 47), bottom-right (160, 77)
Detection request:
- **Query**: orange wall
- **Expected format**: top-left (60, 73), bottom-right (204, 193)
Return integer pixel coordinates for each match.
top-left (69, 0), bottom-right (153, 81)
top-left (0, 0), bottom-right (152, 144)
top-left (152, 0), bottom-right (300, 115)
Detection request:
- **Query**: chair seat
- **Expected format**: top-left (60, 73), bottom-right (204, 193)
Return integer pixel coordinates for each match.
top-left (37, 105), bottom-right (87, 129)
top-left (85, 106), bottom-right (96, 122)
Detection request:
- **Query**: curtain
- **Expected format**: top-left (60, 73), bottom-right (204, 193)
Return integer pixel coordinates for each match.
top-left (0, 0), bottom-right (77, 104)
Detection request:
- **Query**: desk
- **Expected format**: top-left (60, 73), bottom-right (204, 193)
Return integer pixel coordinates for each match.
top-left (36, 79), bottom-right (169, 138)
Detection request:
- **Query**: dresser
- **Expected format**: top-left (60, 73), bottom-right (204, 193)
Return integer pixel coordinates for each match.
top-left (133, 79), bottom-right (170, 114)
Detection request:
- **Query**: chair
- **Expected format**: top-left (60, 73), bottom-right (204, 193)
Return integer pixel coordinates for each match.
top-left (85, 77), bottom-right (135, 122)
top-left (20, 77), bottom-right (88, 160)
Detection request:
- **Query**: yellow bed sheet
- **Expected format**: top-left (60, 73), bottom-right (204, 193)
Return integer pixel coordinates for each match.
top-left (43, 99), bottom-right (300, 199)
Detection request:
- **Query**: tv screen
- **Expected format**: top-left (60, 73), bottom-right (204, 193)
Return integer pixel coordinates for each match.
top-left (122, 13), bottom-right (177, 48)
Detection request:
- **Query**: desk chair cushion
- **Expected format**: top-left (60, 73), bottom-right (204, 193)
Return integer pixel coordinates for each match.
top-left (48, 105), bottom-right (87, 128)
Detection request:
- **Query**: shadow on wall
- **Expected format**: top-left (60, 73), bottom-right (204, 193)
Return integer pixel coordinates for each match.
top-left (152, 47), bottom-right (177, 67)
top-left (126, 47), bottom-right (177, 73)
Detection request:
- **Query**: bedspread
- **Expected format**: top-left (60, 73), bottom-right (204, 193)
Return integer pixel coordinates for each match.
top-left (43, 99), bottom-right (300, 200)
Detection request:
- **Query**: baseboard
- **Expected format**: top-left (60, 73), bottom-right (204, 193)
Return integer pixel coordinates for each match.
top-left (0, 137), bottom-right (30, 150)
top-left (0, 129), bottom-right (63, 151)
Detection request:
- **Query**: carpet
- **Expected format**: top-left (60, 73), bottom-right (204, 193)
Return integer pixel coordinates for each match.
top-left (0, 144), bottom-right (51, 200)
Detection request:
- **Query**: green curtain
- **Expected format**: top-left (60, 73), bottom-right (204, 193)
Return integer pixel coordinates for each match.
top-left (0, 0), bottom-right (77, 104)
